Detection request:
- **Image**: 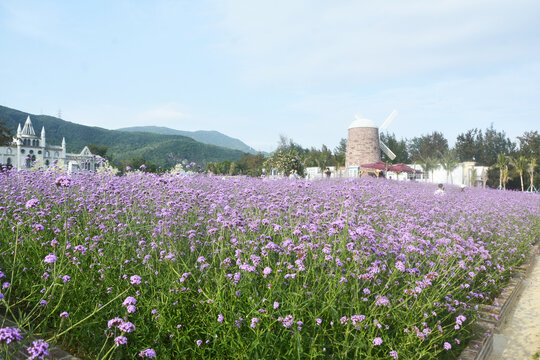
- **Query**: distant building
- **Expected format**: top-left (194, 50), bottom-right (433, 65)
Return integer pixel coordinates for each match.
top-left (386, 162), bottom-right (489, 187)
top-left (345, 116), bottom-right (382, 177)
top-left (0, 116), bottom-right (101, 171)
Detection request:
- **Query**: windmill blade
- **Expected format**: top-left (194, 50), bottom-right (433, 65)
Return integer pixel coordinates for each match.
top-left (380, 141), bottom-right (396, 160)
top-left (379, 110), bottom-right (398, 131)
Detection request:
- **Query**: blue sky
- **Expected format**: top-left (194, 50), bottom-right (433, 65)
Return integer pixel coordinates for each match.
top-left (1, 1), bottom-right (539, 152)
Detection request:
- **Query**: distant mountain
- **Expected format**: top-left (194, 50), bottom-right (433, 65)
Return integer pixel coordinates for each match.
top-left (0, 105), bottom-right (247, 167)
top-left (118, 126), bottom-right (258, 154)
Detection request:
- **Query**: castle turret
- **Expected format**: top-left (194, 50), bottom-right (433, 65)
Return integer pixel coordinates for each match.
top-left (16, 124), bottom-right (21, 137)
top-left (61, 137), bottom-right (66, 158)
top-left (21, 116), bottom-right (36, 137)
top-left (41, 127), bottom-right (46, 147)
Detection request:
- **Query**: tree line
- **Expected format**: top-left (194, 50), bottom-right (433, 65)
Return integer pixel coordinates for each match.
top-left (209, 127), bottom-right (538, 191)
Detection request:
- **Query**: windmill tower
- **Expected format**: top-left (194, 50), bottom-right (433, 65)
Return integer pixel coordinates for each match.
top-left (345, 110), bottom-right (398, 177)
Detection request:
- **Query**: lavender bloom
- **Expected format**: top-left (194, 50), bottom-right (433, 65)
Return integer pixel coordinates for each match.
top-left (250, 317), bottom-right (259, 328)
top-left (26, 339), bottom-right (49, 359)
top-left (373, 337), bottom-right (383, 346)
top-left (390, 350), bottom-right (398, 359)
top-left (282, 315), bottom-right (294, 328)
top-left (218, 314), bottom-right (224, 323)
top-left (263, 267), bottom-right (272, 277)
top-left (374, 296), bottom-right (389, 306)
top-left (127, 305), bottom-right (137, 313)
top-left (25, 198), bottom-right (40, 208)
top-left (54, 176), bottom-right (71, 187)
top-left (444, 342), bottom-right (452, 350)
top-left (108, 317), bottom-right (123, 328)
top-left (118, 321), bottom-right (136, 333)
top-left (273, 301), bottom-right (279, 309)
top-left (43, 254), bottom-right (57, 264)
top-left (0, 327), bottom-right (23, 343)
top-left (130, 275), bottom-right (142, 285)
top-left (122, 296), bottom-right (137, 306)
top-left (138, 348), bottom-right (157, 358)
top-left (114, 336), bottom-right (127, 346)
top-left (60, 312), bottom-right (69, 318)
top-left (196, 339), bottom-right (202, 346)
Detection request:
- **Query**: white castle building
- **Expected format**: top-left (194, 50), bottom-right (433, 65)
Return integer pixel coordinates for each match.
top-left (0, 116), bottom-right (101, 171)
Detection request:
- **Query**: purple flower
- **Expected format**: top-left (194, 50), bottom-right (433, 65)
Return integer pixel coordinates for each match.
top-left (351, 315), bottom-right (365, 325)
top-left (127, 305), bottom-right (137, 313)
top-left (25, 198), bottom-right (40, 208)
top-left (60, 312), bottom-right (69, 318)
top-left (130, 275), bottom-right (142, 285)
top-left (54, 176), bottom-right (71, 187)
top-left (108, 317), bottom-right (123, 328)
top-left (282, 315), bottom-right (294, 328)
top-left (118, 321), bottom-right (136, 333)
top-left (43, 253), bottom-right (57, 264)
top-left (218, 314), bottom-right (224, 323)
top-left (373, 337), bottom-right (383, 346)
top-left (263, 267), bottom-right (272, 277)
top-left (444, 342), bottom-right (452, 350)
top-left (273, 301), bottom-right (279, 309)
top-left (196, 339), bottom-right (202, 347)
top-left (26, 339), bottom-right (49, 359)
top-left (250, 317), bottom-right (259, 328)
top-left (316, 318), bottom-right (322, 326)
top-left (138, 348), bottom-right (156, 358)
top-left (374, 296), bottom-right (389, 306)
top-left (0, 327), bottom-right (23, 344)
top-left (122, 296), bottom-right (137, 307)
top-left (61, 275), bottom-right (71, 283)
top-left (114, 336), bottom-right (127, 346)
top-left (390, 350), bottom-right (398, 359)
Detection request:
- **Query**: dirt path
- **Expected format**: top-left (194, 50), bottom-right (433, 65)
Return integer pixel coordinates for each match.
top-left (489, 255), bottom-right (540, 360)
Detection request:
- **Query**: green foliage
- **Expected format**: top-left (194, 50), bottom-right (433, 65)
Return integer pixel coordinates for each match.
top-left (517, 131), bottom-right (540, 159)
top-left (0, 119), bottom-right (11, 146)
top-left (264, 136), bottom-right (306, 176)
top-left (87, 143), bottom-right (109, 158)
top-left (333, 138), bottom-right (347, 167)
top-left (118, 126), bottom-right (259, 154)
top-left (455, 129), bottom-right (483, 162)
top-left (408, 132), bottom-right (448, 163)
top-left (380, 132), bottom-right (410, 163)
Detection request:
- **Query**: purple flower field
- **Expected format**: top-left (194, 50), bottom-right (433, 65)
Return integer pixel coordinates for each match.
top-left (0, 169), bottom-right (538, 359)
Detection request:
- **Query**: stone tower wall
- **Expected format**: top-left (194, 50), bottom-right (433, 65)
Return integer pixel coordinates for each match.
top-left (345, 127), bottom-right (381, 169)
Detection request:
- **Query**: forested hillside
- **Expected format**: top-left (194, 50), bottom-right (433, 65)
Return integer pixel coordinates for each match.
top-left (0, 105), bottom-right (246, 168)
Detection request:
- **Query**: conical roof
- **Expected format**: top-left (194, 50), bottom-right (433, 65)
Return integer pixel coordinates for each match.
top-left (348, 116), bottom-right (377, 129)
top-left (21, 116), bottom-right (36, 137)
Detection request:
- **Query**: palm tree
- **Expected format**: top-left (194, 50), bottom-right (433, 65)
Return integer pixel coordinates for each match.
top-left (494, 154), bottom-right (509, 190)
top-left (510, 156), bottom-right (528, 191)
top-left (419, 156), bottom-right (439, 182)
top-left (528, 158), bottom-right (537, 192)
top-left (470, 168), bottom-right (477, 187)
top-left (439, 149), bottom-right (459, 183)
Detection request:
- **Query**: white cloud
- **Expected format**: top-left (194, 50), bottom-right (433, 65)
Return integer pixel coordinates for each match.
top-left (214, 0), bottom-right (540, 87)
